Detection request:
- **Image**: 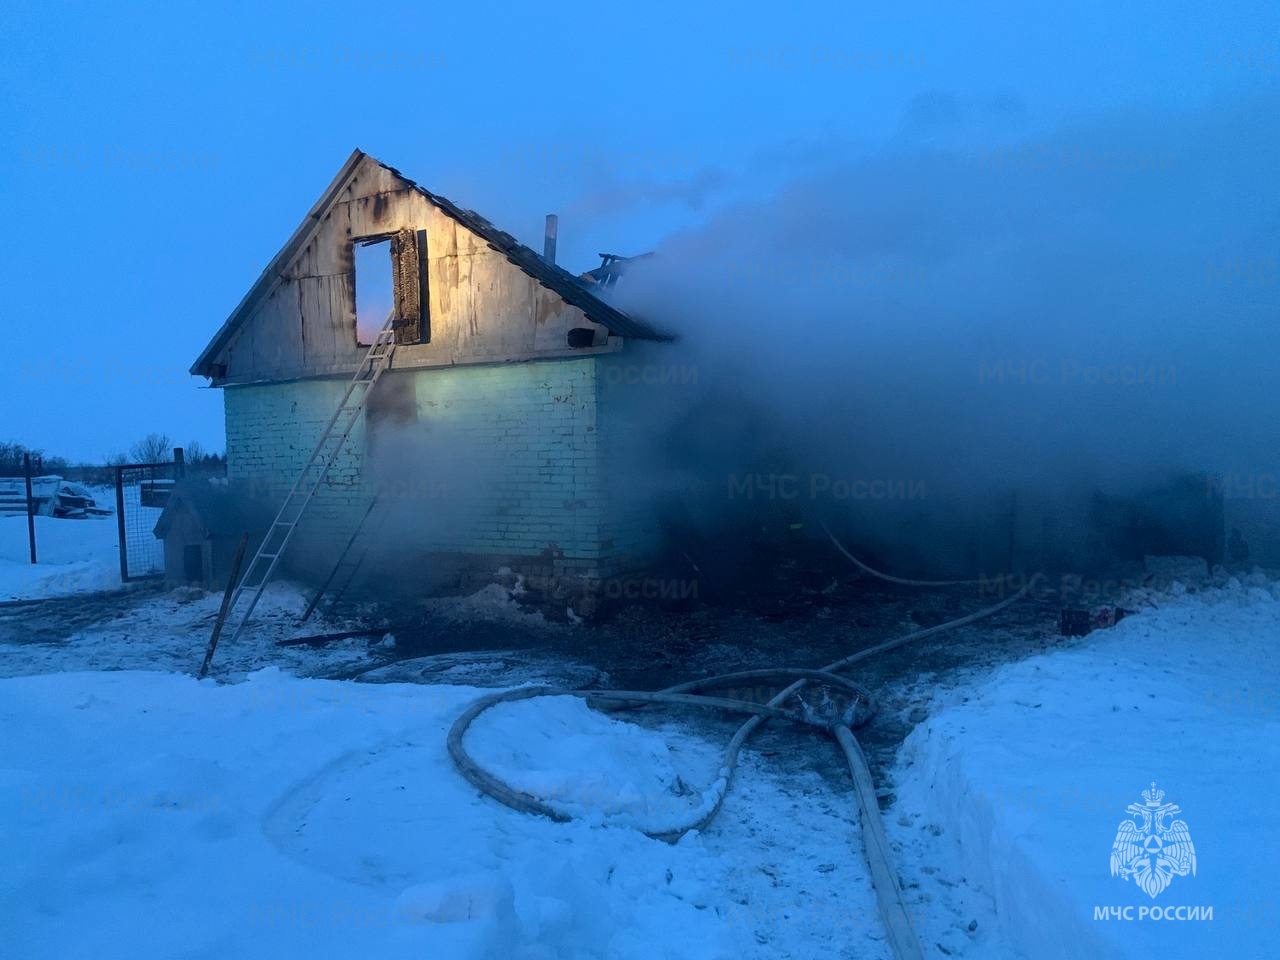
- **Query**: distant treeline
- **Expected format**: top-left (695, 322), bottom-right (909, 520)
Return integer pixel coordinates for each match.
top-left (0, 435), bottom-right (226, 481)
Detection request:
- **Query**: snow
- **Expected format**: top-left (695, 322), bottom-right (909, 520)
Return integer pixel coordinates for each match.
top-left (4, 552), bottom-right (1277, 957)
top-left (469, 695), bottom-right (727, 834)
top-left (0, 582), bottom-right (377, 681)
top-left (1, 669), bottom-right (890, 960)
top-left (0, 513), bottom-right (122, 601)
top-left (0, 482), bottom-right (171, 601)
top-left (889, 573), bottom-right (1280, 958)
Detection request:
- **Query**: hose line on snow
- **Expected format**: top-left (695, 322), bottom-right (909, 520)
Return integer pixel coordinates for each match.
top-left (446, 533), bottom-right (1031, 960)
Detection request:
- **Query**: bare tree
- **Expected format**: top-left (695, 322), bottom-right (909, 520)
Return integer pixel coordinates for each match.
top-left (129, 433), bottom-right (172, 464)
top-left (0, 442), bottom-right (33, 473)
top-left (0, 441), bottom-right (66, 474)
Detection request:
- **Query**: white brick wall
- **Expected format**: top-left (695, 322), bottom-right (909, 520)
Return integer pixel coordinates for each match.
top-left (399, 361), bottom-right (603, 563)
top-left (224, 379), bottom-right (370, 578)
top-left (222, 356), bottom-right (662, 586)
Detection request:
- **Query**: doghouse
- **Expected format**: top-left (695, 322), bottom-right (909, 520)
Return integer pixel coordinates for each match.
top-left (153, 481), bottom-right (276, 588)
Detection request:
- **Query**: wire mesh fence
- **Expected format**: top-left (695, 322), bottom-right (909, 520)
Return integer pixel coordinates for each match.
top-left (115, 459), bottom-right (183, 581)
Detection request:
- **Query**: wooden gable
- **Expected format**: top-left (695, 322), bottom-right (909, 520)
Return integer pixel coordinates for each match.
top-left (202, 154), bottom-right (622, 385)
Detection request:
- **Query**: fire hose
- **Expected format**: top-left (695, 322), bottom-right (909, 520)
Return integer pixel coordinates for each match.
top-left (448, 535), bottom-right (1030, 960)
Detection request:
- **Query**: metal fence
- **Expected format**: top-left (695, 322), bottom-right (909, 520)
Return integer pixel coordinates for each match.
top-left (116, 454), bottom-right (184, 581)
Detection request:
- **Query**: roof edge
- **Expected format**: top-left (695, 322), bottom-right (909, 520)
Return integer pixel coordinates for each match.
top-left (367, 156), bottom-right (673, 344)
top-left (190, 148), bottom-right (369, 377)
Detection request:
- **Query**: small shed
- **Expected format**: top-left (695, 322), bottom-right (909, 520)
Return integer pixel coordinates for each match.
top-left (153, 481), bottom-right (276, 588)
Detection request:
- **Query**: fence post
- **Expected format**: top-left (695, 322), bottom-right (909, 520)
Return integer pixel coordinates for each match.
top-left (23, 453), bottom-right (36, 564)
top-left (116, 465), bottom-right (128, 582)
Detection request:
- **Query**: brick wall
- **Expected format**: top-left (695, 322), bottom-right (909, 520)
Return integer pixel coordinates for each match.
top-left (221, 356), bottom-right (669, 590)
top-left (224, 379), bottom-right (370, 580)
top-left (395, 359), bottom-right (604, 571)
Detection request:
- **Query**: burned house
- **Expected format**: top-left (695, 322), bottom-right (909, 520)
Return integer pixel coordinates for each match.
top-left (189, 150), bottom-right (676, 600)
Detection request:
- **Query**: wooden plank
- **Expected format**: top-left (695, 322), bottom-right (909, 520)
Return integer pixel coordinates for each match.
top-left (452, 220), bottom-right (477, 355)
top-left (198, 533), bottom-right (249, 679)
top-left (533, 287), bottom-right (572, 352)
top-left (391, 226), bottom-right (421, 343)
top-left (326, 272), bottom-right (355, 359)
top-left (285, 237), bottom-right (318, 281)
top-left (297, 277), bottom-right (331, 368)
top-left (250, 282), bottom-right (305, 379)
top-left (313, 202), bottom-right (352, 276)
top-left (349, 158), bottom-right (408, 198)
top-left (347, 188), bottom-right (418, 238)
top-left (278, 627), bottom-right (386, 648)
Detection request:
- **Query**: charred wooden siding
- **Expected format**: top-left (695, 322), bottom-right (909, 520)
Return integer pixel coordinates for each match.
top-left (212, 156), bottom-right (613, 385)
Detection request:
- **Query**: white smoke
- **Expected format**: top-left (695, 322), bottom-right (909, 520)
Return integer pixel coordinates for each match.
top-left (602, 89), bottom-right (1280, 568)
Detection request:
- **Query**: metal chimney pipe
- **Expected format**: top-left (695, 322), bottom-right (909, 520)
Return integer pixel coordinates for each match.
top-left (543, 214), bottom-right (558, 263)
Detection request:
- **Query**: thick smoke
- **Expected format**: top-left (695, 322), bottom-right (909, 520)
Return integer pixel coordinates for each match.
top-left (610, 90), bottom-right (1280, 572)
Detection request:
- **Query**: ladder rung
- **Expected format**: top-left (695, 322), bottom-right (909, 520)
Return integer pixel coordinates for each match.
top-left (217, 312), bottom-right (398, 655)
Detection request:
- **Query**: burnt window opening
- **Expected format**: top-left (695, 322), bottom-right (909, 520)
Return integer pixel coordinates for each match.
top-left (354, 237), bottom-right (393, 347)
top-left (353, 228), bottom-right (430, 348)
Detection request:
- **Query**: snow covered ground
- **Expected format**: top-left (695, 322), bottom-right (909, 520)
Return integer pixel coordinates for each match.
top-left (889, 573), bottom-right (1280, 958)
top-left (0, 581), bottom-right (379, 681)
top-left (2, 563), bottom-right (1276, 958)
top-left (1, 669), bottom-right (896, 960)
top-left (0, 513), bottom-right (122, 601)
top-left (0, 482), bottom-right (169, 601)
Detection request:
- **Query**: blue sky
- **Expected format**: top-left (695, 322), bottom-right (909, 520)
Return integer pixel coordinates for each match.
top-left (0, 0), bottom-right (1275, 461)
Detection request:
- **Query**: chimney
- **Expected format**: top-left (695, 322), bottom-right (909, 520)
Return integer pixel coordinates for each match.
top-left (543, 214), bottom-right (558, 263)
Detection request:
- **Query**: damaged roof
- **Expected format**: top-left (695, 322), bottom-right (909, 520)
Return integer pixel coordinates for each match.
top-left (191, 149), bottom-right (671, 378)
top-left (376, 156), bottom-right (671, 344)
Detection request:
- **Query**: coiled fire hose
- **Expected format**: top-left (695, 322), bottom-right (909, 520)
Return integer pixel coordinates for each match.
top-left (448, 533), bottom-right (1030, 960)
